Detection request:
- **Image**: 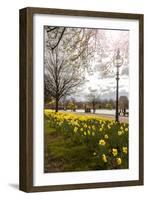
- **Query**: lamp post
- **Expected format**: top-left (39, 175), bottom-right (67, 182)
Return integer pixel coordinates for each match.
top-left (113, 49), bottom-right (123, 122)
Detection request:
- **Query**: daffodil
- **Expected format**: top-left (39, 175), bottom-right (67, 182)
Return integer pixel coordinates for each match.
top-left (112, 148), bottom-right (118, 156)
top-left (74, 127), bottom-right (78, 133)
top-left (99, 127), bottom-right (103, 132)
top-left (84, 131), bottom-right (87, 136)
top-left (104, 134), bottom-right (109, 139)
top-left (84, 124), bottom-right (87, 128)
top-left (122, 147), bottom-right (128, 154)
top-left (108, 124), bottom-right (111, 129)
top-left (87, 130), bottom-right (91, 135)
top-left (125, 128), bottom-right (128, 132)
top-left (99, 139), bottom-right (106, 146)
top-left (118, 131), bottom-right (123, 136)
top-left (102, 154), bottom-right (107, 163)
top-left (74, 121), bottom-right (79, 126)
top-left (116, 157), bottom-right (122, 165)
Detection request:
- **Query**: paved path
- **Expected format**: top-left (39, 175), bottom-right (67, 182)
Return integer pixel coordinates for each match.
top-left (65, 111), bottom-right (128, 123)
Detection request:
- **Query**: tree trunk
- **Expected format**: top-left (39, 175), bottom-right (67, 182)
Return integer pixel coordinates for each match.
top-left (55, 98), bottom-right (59, 112)
top-left (92, 102), bottom-right (95, 114)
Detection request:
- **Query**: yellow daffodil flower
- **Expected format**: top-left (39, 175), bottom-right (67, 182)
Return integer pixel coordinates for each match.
top-left (116, 157), bottom-right (122, 165)
top-left (80, 128), bottom-right (83, 132)
top-left (104, 134), bottom-right (109, 139)
top-left (122, 147), bottom-right (128, 154)
top-left (84, 131), bottom-right (87, 136)
top-left (112, 148), bottom-right (118, 156)
top-left (74, 127), bottom-right (78, 133)
top-left (88, 130), bottom-right (91, 135)
top-left (102, 154), bottom-right (107, 163)
top-left (118, 131), bottom-right (123, 136)
top-left (99, 127), bottom-right (103, 132)
top-left (99, 139), bottom-right (106, 146)
top-left (125, 128), bottom-right (128, 132)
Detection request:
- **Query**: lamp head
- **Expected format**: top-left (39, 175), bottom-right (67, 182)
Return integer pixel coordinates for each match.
top-left (113, 48), bottom-right (123, 68)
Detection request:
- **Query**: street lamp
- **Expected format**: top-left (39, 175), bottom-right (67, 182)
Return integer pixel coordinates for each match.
top-left (113, 49), bottom-right (123, 122)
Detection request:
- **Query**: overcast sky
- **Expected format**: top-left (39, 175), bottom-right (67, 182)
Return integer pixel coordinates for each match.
top-left (73, 67), bottom-right (129, 101)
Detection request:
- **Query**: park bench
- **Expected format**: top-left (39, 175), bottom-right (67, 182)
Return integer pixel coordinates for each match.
top-left (85, 108), bottom-right (91, 113)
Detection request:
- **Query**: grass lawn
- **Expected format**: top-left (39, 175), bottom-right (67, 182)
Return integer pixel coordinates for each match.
top-left (44, 120), bottom-right (99, 172)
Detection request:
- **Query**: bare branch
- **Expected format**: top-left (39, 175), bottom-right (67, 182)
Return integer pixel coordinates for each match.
top-left (51, 28), bottom-right (66, 51)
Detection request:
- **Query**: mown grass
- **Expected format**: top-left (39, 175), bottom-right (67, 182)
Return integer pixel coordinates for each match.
top-left (44, 120), bottom-right (99, 172)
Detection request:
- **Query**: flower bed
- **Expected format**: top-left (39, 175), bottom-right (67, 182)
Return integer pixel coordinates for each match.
top-left (45, 109), bottom-right (129, 170)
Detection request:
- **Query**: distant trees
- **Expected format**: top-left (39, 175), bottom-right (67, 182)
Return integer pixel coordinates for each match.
top-left (105, 103), bottom-right (113, 110)
top-left (119, 96), bottom-right (129, 110)
top-left (44, 96), bottom-right (129, 112)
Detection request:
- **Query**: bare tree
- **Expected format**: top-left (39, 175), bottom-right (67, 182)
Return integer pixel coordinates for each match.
top-left (87, 89), bottom-right (99, 114)
top-left (44, 47), bottom-right (85, 112)
top-left (119, 96), bottom-right (129, 110)
top-left (44, 26), bottom-right (96, 112)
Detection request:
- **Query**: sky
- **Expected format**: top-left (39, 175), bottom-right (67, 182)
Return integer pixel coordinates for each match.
top-left (73, 65), bottom-right (129, 101)
top-left (73, 66), bottom-right (129, 101)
